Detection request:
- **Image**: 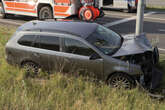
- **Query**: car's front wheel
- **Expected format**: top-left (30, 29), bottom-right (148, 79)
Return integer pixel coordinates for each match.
top-left (107, 73), bottom-right (135, 89)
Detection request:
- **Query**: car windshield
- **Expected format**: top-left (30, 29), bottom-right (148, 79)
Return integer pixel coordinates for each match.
top-left (86, 25), bottom-right (122, 55)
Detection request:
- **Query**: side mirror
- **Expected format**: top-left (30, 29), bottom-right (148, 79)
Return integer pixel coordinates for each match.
top-left (89, 53), bottom-right (101, 60)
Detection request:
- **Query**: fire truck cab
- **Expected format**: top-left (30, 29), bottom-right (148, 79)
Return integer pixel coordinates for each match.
top-left (0, 0), bottom-right (102, 21)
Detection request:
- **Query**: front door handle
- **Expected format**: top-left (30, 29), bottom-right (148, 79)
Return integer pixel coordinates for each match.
top-left (64, 58), bottom-right (70, 63)
top-left (33, 53), bottom-right (40, 58)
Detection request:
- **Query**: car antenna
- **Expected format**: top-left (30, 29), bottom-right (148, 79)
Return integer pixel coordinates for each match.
top-left (32, 21), bottom-right (37, 26)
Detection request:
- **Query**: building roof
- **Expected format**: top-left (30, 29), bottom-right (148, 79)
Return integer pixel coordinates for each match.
top-left (17, 20), bottom-right (99, 39)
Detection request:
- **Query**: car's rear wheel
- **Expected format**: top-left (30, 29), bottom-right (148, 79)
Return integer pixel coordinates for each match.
top-left (22, 62), bottom-right (40, 77)
top-left (107, 73), bottom-right (134, 89)
top-left (38, 6), bottom-right (53, 20)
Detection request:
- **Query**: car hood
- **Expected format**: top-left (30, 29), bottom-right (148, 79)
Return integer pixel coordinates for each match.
top-left (112, 34), bottom-right (153, 57)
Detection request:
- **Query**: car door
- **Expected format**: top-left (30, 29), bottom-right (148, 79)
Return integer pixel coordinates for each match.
top-left (17, 34), bottom-right (41, 66)
top-left (62, 37), bottom-right (103, 79)
top-left (34, 34), bottom-right (64, 73)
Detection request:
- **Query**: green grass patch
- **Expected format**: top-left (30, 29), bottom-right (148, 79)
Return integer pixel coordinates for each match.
top-left (0, 25), bottom-right (165, 110)
top-left (146, 7), bottom-right (165, 12)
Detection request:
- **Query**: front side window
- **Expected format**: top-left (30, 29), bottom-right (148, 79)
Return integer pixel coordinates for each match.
top-left (86, 25), bottom-right (122, 55)
top-left (35, 35), bottom-right (60, 51)
top-left (64, 38), bottom-right (96, 56)
top-left (18, 35), bottom-right (36, 47)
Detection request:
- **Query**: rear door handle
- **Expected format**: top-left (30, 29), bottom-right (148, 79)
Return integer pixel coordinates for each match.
top-left (64, 58), bottom-right (70, 63)
top-left (33, 53), bottom-right (40, 58)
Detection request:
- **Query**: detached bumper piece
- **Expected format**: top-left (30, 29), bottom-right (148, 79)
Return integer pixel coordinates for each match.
top-left (140, 65), bottom-right (163, 93)
top-left (150, 66), bottom-right (163, 91)
top-left (141, 66), bottom-right (163, 90)
top-left (140, 65), bottom-right (164, 99)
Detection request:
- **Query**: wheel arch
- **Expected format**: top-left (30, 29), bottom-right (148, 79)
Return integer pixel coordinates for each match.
top-left (21, 60), bottom-right (40, 68)
top-left (106, 71), bottom-right (135, 83)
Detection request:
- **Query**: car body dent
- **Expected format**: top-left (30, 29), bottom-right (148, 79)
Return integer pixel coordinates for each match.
top-left (102, 54), bottom-right (142, 81)
top-left (113, 33), bottom-right (153, 57)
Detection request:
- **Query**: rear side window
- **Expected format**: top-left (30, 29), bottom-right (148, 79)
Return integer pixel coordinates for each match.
top-left (35, 35), bottom-right (60, 51)
top-left (18, 35), bottom-right (35, 47)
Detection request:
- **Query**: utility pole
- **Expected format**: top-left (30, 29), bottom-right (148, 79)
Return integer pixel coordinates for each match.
top-left (136, 0), bottom-right (145, 36)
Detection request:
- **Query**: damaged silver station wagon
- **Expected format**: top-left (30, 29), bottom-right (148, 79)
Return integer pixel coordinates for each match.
top-left (5, 21), bottom-right (161, 89)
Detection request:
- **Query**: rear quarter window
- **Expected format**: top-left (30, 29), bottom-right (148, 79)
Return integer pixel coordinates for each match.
top-left (18, 35), bottom-right (36, 47)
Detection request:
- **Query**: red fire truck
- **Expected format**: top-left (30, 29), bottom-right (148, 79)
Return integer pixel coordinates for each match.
top-left (0, 0), bottom-right (103, 21)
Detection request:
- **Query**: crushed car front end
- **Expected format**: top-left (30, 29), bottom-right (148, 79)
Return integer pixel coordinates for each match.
top-left (112, 34), bottom-right (162, 90)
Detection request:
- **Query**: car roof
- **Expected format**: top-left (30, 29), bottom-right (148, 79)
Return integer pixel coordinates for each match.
top-left (17, 20), bottom-right (99, 39)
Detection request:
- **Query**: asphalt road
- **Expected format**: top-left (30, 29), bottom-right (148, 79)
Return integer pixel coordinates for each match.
top-left (101, 10), bottom-right (165, 53)
top-left (0, 9), bottom-right (165, 53)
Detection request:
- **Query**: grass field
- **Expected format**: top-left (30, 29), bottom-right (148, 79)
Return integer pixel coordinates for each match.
top-left (0, 26), bottom-right (165, 110)
top-left (147, 7), bottom-right (165, 12)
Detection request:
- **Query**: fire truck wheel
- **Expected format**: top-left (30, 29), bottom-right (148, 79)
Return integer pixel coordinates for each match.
top-left (79, 8), bottom-right (93, 21)
top-left (128, 5), bottom-right (134, 13)
top-left (38, 6), bottom-right (53, 20)
top-left (123, 5), bottom-right (133, 13)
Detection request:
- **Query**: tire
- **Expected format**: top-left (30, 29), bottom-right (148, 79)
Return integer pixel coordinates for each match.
top-left (79, 7), bottom-right (93, 21)
top-left (128, 6), bottom-right (133, 13)
top-left (123, 5), bottom-right (133, 13)
top-left (107, 73), bottom-right (135, 89)
top-left (38, 6), bottom-right (53, 20)
top-left (22, 62), bottom-right (40, 77)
